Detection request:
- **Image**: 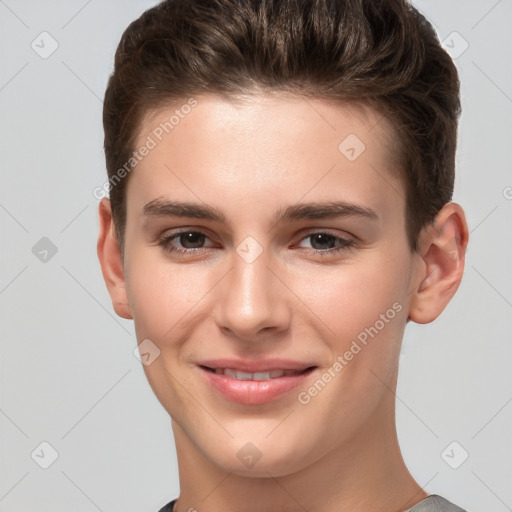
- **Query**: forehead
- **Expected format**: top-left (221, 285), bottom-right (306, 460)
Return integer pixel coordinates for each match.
top-left (127, 93), bottom-right (404, 227)
top-left (137, 92), bottom-right (396, 157)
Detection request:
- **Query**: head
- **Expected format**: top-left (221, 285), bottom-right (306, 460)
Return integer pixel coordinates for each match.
top-left (98, 0), bottom-right (468, 477)
top-left (103, 0), bottom-right (461, 255)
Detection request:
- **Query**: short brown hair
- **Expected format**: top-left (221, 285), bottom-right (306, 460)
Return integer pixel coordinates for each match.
top-left (103, 0), bottom-right (461, 252)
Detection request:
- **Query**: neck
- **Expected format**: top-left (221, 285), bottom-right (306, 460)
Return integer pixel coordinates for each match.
top-left (170, 376), bottom-right (427, 512)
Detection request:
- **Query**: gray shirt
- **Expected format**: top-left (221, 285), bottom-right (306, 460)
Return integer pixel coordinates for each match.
top-left (405, 495), bottom-right (467, 512)
top-left (158, 494), bottom-right (468, 511)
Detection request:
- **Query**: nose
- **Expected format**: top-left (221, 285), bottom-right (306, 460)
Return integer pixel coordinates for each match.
top-left (212, 246), bottom-right (292, 342)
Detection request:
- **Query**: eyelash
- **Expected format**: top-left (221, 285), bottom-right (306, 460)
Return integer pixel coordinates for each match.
top-left (157, 230), bottom-right (356, 258)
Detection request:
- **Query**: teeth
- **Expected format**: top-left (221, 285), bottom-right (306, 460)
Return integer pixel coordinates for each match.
top-left (225, 369), bottom-right (253, 380)
top-left (254, 372), bottom-right (272, 380)
top-left (213, 368), bottom-right (302, 380)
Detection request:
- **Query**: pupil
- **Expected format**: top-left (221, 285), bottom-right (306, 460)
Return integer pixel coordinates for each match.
top-left (311, 233), bottom-right (336, 250)
top-left (180, 232), bottom-right (205, 248)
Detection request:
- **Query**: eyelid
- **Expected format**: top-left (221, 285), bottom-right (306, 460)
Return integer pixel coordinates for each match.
top-left (157, 228), bottom-right (218, 249)
top-left (157, 227), bottom-right (358, 257)
top-left (294, 228), bottom-right (356, 244)
top-left (158, 227), bottom-right (354, 243)
top-left (157, 226), bottom-right (217, 242)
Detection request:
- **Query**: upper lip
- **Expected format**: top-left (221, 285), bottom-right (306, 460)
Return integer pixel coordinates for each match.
top-left (197, 358), bottom-right (316, 373)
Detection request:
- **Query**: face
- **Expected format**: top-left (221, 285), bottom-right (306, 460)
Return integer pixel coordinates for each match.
top-left (119, 93), bottom-right (422, 476)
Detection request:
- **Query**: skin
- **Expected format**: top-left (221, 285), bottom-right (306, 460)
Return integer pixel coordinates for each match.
top-left (97, 93), bottom-right (468, 512)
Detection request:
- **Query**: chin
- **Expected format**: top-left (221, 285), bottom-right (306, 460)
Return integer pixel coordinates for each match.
top-left (204, 438), bottom-right (313, 478)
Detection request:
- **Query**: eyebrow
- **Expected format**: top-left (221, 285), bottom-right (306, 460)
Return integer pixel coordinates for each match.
top-left (142, 198), bottom-right (379, 224)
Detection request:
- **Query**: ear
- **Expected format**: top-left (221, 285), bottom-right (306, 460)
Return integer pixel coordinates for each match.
top-left (409, 202), bottom-right (469, 324)
top-left (97, 198), bottom-right (133, 320)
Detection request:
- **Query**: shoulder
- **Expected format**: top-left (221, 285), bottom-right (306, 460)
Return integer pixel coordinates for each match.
top-left (156, 495), bottom-right (468, 512)
top-left (156, 498), bottom-right (177, 512)
top-left (407, 495), bottom-right (468, 512)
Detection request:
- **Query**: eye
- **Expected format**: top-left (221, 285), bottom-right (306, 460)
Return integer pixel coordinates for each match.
top-left (296, 232), bottom-right (355, 255)
top-left (158, 230), bottom-right (216, 254)
top-left (157, 229), bottom-right (357, 258)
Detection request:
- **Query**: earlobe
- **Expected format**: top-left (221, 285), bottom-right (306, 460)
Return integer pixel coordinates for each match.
top-left (96, 198), bottom-right (133, 320)
top-left (409, 202), bottom-right (469, 324)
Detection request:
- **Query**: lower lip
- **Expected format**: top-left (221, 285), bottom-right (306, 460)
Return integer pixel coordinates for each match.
top-left (197, 365), bottom-right (316, 405)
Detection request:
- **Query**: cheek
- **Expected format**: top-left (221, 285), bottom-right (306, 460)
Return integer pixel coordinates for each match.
top-left (124, 247), bottom-right (211, 341)
top-left (297, 254), bottom-right (409, 344)
top-left (126, 245), bottom-right (411, 345)
top-left (291, 258), bottom-right (409, 437)
top-left (293, 251), bottom-right (411, 418)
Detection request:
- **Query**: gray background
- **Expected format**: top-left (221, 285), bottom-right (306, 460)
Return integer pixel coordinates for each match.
top-left (1, 1), bottom-right (511, 511)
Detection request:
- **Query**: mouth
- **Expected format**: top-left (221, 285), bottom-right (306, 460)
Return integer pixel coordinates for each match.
top-left (199, 365), bottom-right (316, 380)
top-left (196, 363), bottom-right (318, 405)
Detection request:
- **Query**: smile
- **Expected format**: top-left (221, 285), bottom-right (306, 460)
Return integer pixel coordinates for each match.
top-left (197, 364), bottom-right (317, 405)
top-left (202, 366), bottom-right (312, 380)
